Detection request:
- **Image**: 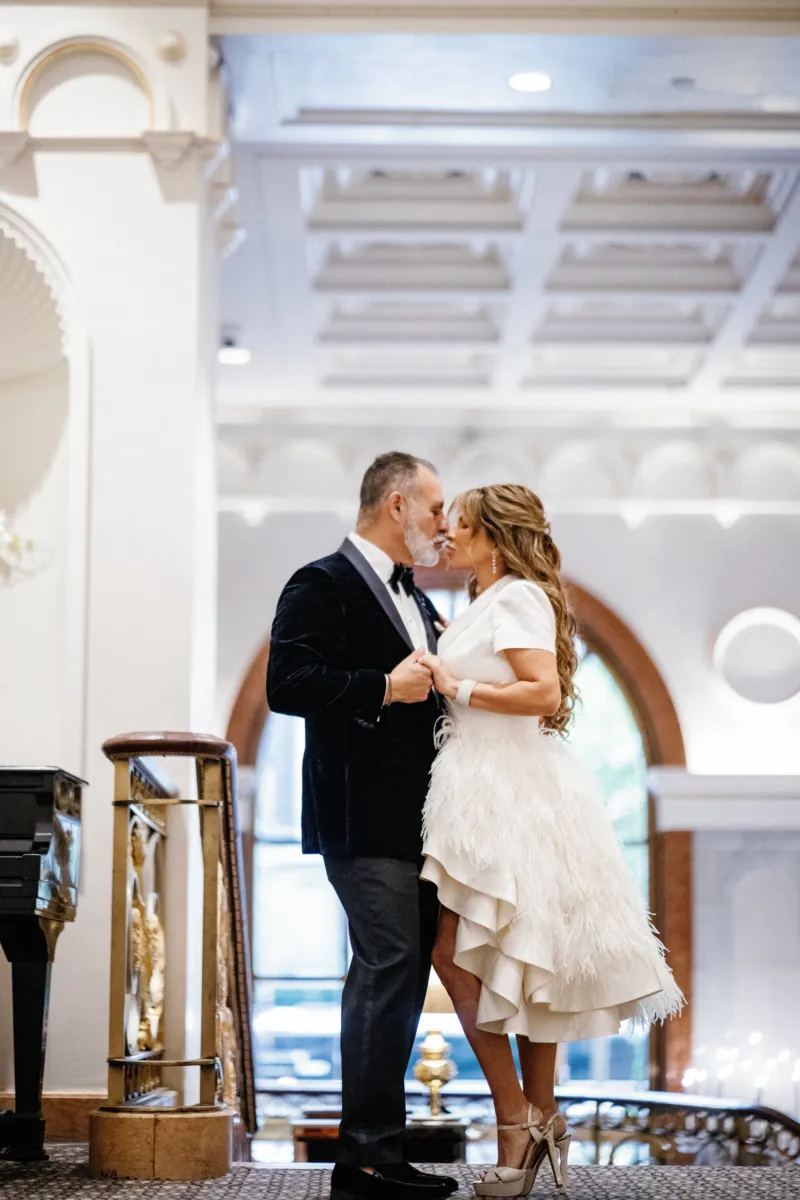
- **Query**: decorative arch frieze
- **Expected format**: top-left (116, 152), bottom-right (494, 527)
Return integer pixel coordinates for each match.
top-left (15, 36), bottom-right (157, 132)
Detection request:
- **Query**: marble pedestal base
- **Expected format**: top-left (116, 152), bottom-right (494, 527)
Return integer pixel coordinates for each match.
top-left (88, 1108), bottom-right (233, 1179)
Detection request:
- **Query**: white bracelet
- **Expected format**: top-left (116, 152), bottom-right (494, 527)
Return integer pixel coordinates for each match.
top-left (455, 679), bottom-right (477, 708)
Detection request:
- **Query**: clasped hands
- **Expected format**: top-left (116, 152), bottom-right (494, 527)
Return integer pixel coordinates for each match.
top-left (388, 647), bottom-right (461, 704)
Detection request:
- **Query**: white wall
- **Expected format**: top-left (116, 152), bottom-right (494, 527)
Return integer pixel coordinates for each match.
top-left (693, 830), bottom-right (800, 1113)
top-left (216, 509), bottom-right (348, 732)
top-left (552, 513), bottom-right (800, 776)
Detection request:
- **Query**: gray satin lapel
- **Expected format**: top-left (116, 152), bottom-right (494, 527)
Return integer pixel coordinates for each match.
top-left (414, 594), bottom-right (439, 654)
top-left (337, 539), bottom-right (414, 651)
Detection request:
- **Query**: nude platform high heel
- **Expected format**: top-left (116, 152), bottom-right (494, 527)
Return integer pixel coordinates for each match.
top-left (473, 1108), bottom-right (571, 1198)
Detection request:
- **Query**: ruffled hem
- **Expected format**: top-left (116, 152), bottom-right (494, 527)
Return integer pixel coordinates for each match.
top-left (421, 847), bottom-right (684, 1043)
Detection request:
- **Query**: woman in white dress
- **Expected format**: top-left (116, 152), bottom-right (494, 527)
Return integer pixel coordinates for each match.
top-left (419, 484), bottom-right (683, 1197)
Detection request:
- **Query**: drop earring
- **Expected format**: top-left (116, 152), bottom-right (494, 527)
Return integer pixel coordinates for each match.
top-left (491, 548), bottom-right (498, 576)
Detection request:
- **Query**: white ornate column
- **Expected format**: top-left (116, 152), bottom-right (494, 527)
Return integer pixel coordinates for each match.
top-left (0, 3), bottom-right (237, 1101)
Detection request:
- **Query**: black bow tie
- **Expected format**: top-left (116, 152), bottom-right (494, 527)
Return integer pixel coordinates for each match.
top-left (389, 563), bottom-right (415, 596)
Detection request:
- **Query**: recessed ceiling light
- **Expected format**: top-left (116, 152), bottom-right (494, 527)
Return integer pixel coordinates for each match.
top-left (218, 338), bottom-right (251, 366)
top-left (509, 72), bottom-right (552, 94)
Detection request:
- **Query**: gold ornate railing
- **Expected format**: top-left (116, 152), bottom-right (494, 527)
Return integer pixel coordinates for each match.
top-left (557, 1089), bottom-right (800, 1166)
top-left (100, 733), bottom-right (256, 1150)
top-left (258, 1084), bottom-right (800, 1168)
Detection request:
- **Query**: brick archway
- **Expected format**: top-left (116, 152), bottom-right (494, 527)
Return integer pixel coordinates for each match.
top-left (225, 576), bottom-right (691, 1091)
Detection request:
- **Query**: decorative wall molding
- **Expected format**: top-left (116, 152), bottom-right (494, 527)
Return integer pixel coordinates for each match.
top-left (156, 30), bottom-right (188, 63)
top-left (209, 1), bottom-right (800, 36)
top-left (142, 129), bottom-right (220, 169)
top-left (16, 36), bottom-right (156, 131)
top-left (216, 431), bottom-right (800, 520)
top-left (0, 30), bottom-right (19, 66)
top-left (651, 768), bottom-right (800, 831)
top-left (289, 108), bottom-right (800, 135)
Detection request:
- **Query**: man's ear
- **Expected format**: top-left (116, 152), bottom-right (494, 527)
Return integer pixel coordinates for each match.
top-left (387, 490), bottom-right (405, 523)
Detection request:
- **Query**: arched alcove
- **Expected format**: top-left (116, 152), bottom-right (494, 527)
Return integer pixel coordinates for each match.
top-left (539, 442), bottom-right (621, 505)
top-left (19, 40), bottom-right (153, 136)
top-left (632, 442), bottom-right (717, 502)
top-left (0, 233), bottom-right (68, 509)
top-left (0, 205), bottom-right (91, 1093)
top-left (0, 205), bottom-right (90, 772)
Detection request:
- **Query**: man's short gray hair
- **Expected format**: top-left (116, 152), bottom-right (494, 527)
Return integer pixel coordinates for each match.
top-left (358, 451), bottom-right (436, 521)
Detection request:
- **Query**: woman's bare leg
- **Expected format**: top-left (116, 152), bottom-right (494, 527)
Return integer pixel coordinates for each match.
top-left (516, 1037), bottom-right (566, 1136)
top-left (432, 907), bottom-right (540, 1165)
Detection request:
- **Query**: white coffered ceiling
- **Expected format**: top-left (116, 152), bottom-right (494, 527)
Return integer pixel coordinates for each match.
top-left (216, 31), bottom-right (800, 519)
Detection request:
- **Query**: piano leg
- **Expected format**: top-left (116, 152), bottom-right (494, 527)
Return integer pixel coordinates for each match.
top-left (0, 918), bottom-right (54, 1162)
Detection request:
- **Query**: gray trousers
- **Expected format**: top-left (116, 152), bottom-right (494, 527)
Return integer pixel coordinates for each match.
top-left (324, 856), bottom-right (440, 1165)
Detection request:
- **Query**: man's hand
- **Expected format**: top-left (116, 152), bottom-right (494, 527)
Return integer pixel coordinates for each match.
top-left (419, 652), bottom-right (460, 700)
top-left (388, 648), bottom-right (434, 704)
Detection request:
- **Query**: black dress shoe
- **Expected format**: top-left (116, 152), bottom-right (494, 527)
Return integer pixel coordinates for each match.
top-left (379, 1163), bottom-right (458, 1195)
top-left (331, 1163), bottom-right (442, 1200)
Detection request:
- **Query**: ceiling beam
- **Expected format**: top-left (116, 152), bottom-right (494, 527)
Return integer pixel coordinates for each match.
top-left (302, 228), bottom-right (772, 247)
top-left (688, 172), bottom-right (800, 395)
top-left (497, 165), bottom-right (595, 393)
top-left (312, 287), bottom-right (740, 303)
top-left (253, 141), bottom-right (800, 166)
top-left (216, 383), bottom-right (800, 414)
top-left (287, 110), bottom-right (800, 135)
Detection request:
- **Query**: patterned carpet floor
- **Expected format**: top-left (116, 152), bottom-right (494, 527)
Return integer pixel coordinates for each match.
top-left (1, 1147), bottom-right (798, 1200)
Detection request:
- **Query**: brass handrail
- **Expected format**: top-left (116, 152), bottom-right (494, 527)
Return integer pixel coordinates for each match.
top-left (100, 732), bottom-right (257, 1142)
top-left (550, 1089), bottom-right (800, 1166)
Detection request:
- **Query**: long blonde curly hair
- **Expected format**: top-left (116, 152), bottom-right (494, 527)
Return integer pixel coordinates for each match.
top-left (454, 484), bottom-right (579, 735)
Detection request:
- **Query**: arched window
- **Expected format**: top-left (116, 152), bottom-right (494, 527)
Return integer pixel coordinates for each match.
top-left (248, 582), bottom-right (665, 1090)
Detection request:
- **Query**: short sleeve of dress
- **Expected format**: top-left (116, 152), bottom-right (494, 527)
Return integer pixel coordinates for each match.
top-left (491, 579), bottom-right (557, 655)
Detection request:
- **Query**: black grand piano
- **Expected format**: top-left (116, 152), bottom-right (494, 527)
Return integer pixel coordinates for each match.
top-left (0, 767), bottom-right (84, 1161)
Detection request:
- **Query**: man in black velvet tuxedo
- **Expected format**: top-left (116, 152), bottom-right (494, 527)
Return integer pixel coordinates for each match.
top-left (268, 453), bottom-right (456, 1200)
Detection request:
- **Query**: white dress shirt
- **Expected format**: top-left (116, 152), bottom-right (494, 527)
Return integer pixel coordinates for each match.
top-left (347, 532), bottom-right (428, 651)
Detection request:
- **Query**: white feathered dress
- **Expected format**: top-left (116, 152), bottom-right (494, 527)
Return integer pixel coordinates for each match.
top-left (421, 574), bottom-right (684, 1042)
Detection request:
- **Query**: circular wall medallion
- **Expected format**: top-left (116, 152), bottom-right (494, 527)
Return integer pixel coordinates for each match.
top-left (714, 607), bottom-right (800, 704)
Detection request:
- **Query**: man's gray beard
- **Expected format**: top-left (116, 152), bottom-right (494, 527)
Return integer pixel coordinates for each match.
top-left (404, 509), bottom-right (440, 568)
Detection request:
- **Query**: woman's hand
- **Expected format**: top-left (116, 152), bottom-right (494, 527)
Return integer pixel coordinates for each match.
top-left (419, 652), bottom-right (461, 700)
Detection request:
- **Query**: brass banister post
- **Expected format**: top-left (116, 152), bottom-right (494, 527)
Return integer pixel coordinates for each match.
top-left (89, 732), bottom-right (255, 1181)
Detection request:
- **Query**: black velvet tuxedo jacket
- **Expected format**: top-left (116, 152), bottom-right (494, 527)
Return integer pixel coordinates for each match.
top-left (266, 539), bottom-right (442, 862)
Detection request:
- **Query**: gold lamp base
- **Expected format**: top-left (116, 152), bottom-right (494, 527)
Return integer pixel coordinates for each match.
top-left (414, 969), bottom-right (458, 1118)
top-left (413, 1028), bottom-right (457, 1119)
